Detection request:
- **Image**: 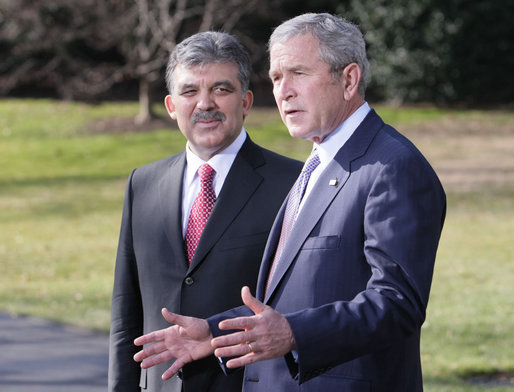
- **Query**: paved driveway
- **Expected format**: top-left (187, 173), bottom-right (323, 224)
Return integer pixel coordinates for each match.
top-left (0, 312), bottom-right (109, 392)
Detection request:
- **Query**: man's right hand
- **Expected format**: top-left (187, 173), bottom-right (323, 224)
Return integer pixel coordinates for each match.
top-left (133, 308), bottom-right (214, 380)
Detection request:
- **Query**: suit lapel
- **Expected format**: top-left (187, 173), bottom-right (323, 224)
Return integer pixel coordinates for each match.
top-left (158, 153), bottom-right (188, 265)
top-left (263, 161), bottom-right (348, 301)
top-left (263, 110), bottom-right (384, 302)
top-left (188, 138), bottom-right (265, 273)
top-left (256, 197), bottom-right (288, 300)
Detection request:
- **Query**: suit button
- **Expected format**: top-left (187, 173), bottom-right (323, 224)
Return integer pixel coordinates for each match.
top-left (184, 276), bottom-right (194, 286)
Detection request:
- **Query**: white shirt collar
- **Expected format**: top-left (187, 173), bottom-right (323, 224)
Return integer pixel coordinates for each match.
top-left (314, 102), bottom-right (371, 167)
top-left (184, 127), bottom-right (247, 192)
top-left (298, 102), bottom-right (371, 212)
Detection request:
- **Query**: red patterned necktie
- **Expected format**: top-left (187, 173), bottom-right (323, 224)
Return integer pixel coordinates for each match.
top-left (185, 164), bottom-right (216, 263)
top-left (266, 149), bottom-right (320, 292)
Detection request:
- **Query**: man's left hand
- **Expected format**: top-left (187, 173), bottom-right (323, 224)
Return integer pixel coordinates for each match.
top-left (211, 286), bottom-right (295, 368)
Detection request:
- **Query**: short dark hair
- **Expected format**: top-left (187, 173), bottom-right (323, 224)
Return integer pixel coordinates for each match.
top-left (166, 31), bottom-right (251, 96)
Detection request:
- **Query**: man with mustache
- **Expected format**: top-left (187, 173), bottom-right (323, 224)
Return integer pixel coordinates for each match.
top-left (108, 31), bottom-right (302, 392)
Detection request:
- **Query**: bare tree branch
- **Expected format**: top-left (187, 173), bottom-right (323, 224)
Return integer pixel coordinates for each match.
top-left (0, 0), bottom-right (288, 119)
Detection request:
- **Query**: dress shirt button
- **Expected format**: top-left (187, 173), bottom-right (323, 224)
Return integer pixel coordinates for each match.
top-left (184, 276), bottom-right (194, 286)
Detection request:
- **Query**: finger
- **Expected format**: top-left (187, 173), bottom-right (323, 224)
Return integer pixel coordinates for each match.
top-left (211, 330), bottom-right (249, 348)
top-left (162, 358), bottom-right (186, 380)
top-left (218, 315), bottom-right (255, 331)
top-left (133, 341), bottom-right (166, 362)
top-left (134, 330), bottom-right (165, 346)
top-left (133, 349), bottom-right (145, 363)
top-left (162, 367), bottom-right (176, 381)
top-left (214, 342), bottom-right (254, 358)
top-left (161, 308), bottom-right (187, 325)
top-left (140, 350), bottom-right (174, 369)
top-left (225, 351), bottom-right (261, 369)
top-left (241, 286), bottom-right (266, 315)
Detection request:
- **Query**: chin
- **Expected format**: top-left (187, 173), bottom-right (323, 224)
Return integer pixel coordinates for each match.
top-left (287, 127), bottom-right (309, 140)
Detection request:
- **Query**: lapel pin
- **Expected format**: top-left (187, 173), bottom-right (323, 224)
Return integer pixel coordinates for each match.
top-left (329, 178), bottom-right (338, 187)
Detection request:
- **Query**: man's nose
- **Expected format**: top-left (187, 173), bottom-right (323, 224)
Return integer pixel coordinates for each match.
top-left (274, 78), bottom-right (295, 101)
top-left (196, 91), bottom-right (216, 110)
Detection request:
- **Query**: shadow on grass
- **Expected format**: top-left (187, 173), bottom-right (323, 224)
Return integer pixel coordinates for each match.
top-left (462, 370), bottom-right (514, 388)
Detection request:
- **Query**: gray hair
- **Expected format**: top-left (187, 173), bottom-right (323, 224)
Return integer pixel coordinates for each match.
top-left (269, 13), bottom-right (369, 98)
top-left (165, 31), bottom-right (251, 96)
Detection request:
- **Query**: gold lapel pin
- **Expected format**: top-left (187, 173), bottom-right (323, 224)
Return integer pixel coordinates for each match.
top-left (329, 178), bottom-right (338, 187)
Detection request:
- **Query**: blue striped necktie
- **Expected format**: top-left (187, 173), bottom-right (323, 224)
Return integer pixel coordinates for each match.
top-left (266, 149), bottom-right (320, 292)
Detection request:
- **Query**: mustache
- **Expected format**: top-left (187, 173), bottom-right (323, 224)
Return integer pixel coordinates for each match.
top-left (191, 110), bottom-right (226, 123)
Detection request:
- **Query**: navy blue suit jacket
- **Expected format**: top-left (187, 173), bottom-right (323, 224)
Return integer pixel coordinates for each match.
top-left (209, 110), bottom-right (446, 391)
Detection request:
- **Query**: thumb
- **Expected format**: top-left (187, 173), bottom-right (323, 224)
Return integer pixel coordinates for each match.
top-left (241, 286), bottom-right (266, 315)
top-left (161, 308), bottom-right (183, 325)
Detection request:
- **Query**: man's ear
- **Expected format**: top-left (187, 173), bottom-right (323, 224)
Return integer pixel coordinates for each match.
top-left (342, 63), bottom-right (361, 100)
top-left (242, 90), bottom-right (254, 118)
top-left (164, 95), bottom-right (177, 120)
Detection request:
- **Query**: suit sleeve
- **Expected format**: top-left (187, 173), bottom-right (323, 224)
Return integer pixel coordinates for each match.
top-left (285, 151), bottom-right (446, 384)
top-left (108, 170), bottom-right (144, 392)
top-left (207, 305), bottom-right (254, 375)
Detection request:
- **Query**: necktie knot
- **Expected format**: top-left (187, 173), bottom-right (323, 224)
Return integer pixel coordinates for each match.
top-left (296, 149), bottom-right (320, 201)
top-left (198, 163), bottom-right (216, 185)
top-left (302, 149), bottom-right (320, 174)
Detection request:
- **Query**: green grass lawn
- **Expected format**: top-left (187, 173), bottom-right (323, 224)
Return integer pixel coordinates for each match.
top-left (1, 98), bottom-right (513, 390)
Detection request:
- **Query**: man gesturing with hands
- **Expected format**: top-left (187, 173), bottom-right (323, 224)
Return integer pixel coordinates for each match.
top-left (134, 286), bottom-right (294, 378)
top-left (134, 13), bottom-right (446, 392)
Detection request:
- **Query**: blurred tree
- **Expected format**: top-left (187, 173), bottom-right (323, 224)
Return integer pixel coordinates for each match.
top-left (344, 0), bottom-right (458, 103)
top-left (0, 0), bottom-right (287, 122)
top-left (1, 0), bottom-right (511, 107)
top-left (344, 0), bottom-right (514, 105)
top-left (441, 0), bottom-right (514, 105)
top-left (107, 0), bottom-right (277, 123)
top-left (0, 0), bottom-right (122, 100)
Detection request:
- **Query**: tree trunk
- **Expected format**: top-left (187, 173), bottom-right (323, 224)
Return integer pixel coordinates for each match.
top-left (135, 78), bottom-right (155, 125)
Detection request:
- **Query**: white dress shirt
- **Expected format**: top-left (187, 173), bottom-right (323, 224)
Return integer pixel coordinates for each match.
top-left (298, 102), bottom-right (371, 213)
top-left (181, 128), bottom-right (247, 236)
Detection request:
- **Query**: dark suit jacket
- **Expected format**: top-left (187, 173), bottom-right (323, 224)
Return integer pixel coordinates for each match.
top-left (108, 136), bottom-right (302, 392)
top-left (209, 110), bottom-right (446, 391)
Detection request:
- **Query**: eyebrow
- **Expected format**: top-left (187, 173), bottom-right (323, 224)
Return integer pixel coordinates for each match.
top-left (178, 80), bottom-right (237, 93)
top-left (269, 65), bottom-right (307, 79)
top-left (178, 83), bottom-right (198, 92)
top-left (212, 80), bottom-right (237, 90)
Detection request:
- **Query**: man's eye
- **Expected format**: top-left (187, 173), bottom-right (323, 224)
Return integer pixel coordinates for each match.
top-left (214, 87), bottom-right (232, 94)
top-left (181, 90), bottom-right (196, 96)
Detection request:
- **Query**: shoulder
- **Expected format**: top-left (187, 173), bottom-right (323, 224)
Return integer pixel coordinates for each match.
top-left (139, 151), bottom-right (184, 171)
top-left (377, 123), bottom-right (434, 172)
top-left (261, 145), bottom-right (303, 169)
top-left (356, 110), bottom-right (434, 169)
top-left (341, 110), bottom-right (443, 192)
top-left (362, 119), bottom-right (444, 192)
top-left (130, 151), bottom-right (185, 182)
top-left (242, 136), bottom-right (303, 172)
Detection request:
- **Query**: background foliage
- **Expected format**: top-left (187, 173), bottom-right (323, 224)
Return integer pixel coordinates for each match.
top-left (1, 0), bottom-right (513, 109)
top-left (346, 0), bottom-right (514, 104)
